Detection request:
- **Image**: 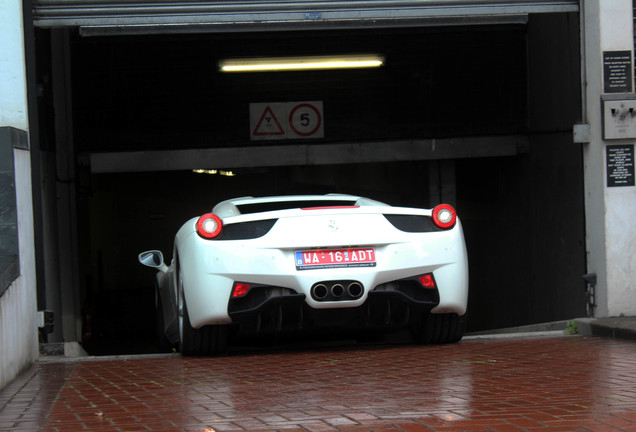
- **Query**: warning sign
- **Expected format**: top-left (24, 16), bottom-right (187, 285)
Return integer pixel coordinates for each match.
top-left (250, 101), bottom-right (324, 140)
top-left (253, 104), bottom-right (285, 136)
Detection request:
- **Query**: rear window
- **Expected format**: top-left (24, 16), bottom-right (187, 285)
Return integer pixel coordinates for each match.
top-left (237, 200), bottom-right (357, 214)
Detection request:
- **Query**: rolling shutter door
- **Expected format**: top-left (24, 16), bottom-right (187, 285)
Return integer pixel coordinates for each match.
top-left (33, 0), bottom-right (579, 35)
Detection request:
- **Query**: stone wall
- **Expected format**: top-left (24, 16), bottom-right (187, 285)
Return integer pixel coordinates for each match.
top-left (0, 128), bottom-right (22, 297)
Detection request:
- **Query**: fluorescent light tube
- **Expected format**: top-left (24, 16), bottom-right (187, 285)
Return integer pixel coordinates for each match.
top-left (219, 54), bottom-right (384, 72)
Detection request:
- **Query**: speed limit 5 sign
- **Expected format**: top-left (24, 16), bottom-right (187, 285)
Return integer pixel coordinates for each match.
top-left (250, 101), bottom-right (324, 140)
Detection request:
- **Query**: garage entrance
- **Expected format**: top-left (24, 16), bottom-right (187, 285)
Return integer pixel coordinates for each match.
top-left (32, 6), bottom-right (586, 354)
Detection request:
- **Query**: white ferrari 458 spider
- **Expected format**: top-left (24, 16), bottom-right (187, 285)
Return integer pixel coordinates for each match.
top-left (139, 194), bottom-right (468, 355)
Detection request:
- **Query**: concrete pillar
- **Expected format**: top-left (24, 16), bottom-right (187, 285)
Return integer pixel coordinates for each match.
top-left (0, 0), bottom-right (39, 389)
top-left (582, 0), bottom-right (636, 317)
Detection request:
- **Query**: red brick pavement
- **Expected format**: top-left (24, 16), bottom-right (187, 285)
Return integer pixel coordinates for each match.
top-left (1, 335), bottom-right (636, 431)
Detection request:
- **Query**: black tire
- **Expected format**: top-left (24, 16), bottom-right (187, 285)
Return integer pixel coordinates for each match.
top-left (411, 312), bottom-right (466, 344)
top-left (177, 260), bottom-right (228, 356)
top-left (180, 298), bottom-right (228, 356)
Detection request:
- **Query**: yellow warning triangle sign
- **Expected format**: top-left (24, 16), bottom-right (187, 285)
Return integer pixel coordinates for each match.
top-left (253, 106), bottom-right (285, 136)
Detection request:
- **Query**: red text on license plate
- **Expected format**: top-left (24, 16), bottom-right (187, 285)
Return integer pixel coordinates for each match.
top-left (295, 248), bottom-right (376, 269)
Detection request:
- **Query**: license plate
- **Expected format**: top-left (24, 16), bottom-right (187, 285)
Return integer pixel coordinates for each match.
top-left (295, 248), bottom-right (376, 270)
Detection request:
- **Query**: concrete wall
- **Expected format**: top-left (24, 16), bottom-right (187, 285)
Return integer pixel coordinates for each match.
top-left (0, 149), bottom-right (38, 390)
top-left (598, 1), bottom-right (636, 316)
top-left (582, 0), bottom-right (636, 317)
top-left (0, 0), bottom-right (39, 390)
top-left (0, 129), bottom-right (19, 295)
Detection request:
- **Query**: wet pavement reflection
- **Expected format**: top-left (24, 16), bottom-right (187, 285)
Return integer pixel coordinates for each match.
top-left (1, 335), bottom-right (636, 431)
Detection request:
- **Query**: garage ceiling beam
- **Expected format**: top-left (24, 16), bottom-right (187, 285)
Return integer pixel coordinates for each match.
top-left (88, 135), bottom-right (529, 173)
top-left (31, 0), bottom-right (579, 34)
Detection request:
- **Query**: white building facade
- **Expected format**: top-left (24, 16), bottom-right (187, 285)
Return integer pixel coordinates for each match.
top-left (582, 0), bottom-right (636, 318)
top-left (0, 0), bottom-right (39, 390)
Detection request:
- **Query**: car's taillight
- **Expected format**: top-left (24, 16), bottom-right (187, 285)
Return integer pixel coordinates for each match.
top-left (232, 282), bottom-right (251, 298)
top-left (418, 273), bottom-right (436, 288)
top-left (432, 204), bottom-right (456, 229)
top-left (196, 213), bottom-right (223, 239)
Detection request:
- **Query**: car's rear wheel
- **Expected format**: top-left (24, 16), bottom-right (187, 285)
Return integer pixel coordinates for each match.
top-left (411, 312), bottom-right (465, 344)
top-left (177, 260), bottom-right (228, 356)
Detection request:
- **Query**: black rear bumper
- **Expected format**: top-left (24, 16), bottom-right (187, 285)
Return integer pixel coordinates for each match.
top-left (228, 281), bottom-right (440, 335)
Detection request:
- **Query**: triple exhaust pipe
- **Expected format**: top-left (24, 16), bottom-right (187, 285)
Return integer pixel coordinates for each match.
top-left (311, 280), bottom-right (364, 301)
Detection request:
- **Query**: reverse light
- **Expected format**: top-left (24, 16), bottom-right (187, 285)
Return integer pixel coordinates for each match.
top-left (418, 273), bottom-right (436, 288)
top-left (232, 282), bottom-right (251, 298)
top-left (432, 204), bottom-right (457, 229)
top-left (196, 213), bottom-right (223, 239)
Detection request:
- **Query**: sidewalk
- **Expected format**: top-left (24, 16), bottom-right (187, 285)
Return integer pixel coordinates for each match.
top-left (578, 315), bottom-right (636, 340)
top-left (466, 316), bottom-right (636, 340)
top-left (2, 332), bottom-right (636, 432)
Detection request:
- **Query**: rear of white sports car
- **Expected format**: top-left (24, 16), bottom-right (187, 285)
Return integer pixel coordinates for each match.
top-left (141, 195), bottom-right (468, 355)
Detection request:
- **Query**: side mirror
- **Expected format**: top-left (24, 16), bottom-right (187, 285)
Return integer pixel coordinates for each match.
top-left (138, 250), bottom-right (169, 273)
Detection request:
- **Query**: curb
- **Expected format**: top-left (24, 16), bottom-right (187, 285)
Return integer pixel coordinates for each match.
top-left (576, 317), bottom-right (636, 341)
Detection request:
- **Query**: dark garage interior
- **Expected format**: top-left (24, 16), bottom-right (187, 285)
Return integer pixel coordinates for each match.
top-left (33, 12), bottom-right (587, 354)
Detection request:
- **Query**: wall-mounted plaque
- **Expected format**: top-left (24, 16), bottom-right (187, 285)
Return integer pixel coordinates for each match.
top-left (606, 144), bottom-right (635, 187)
top-left (603, 51), bottom-right (633, 93)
